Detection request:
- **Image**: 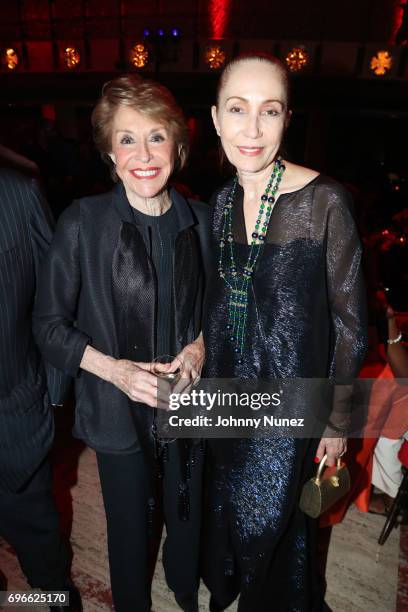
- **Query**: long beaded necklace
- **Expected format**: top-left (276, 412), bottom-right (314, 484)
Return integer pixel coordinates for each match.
top-left (218, 156), bottom-right (286, 363)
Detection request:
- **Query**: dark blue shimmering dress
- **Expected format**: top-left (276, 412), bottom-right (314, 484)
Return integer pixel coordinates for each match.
top-left (202, 176), bottom-right (367, 611)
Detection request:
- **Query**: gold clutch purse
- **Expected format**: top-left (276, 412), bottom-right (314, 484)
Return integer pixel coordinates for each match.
top-left (299, 454), bottom-right (350, 518)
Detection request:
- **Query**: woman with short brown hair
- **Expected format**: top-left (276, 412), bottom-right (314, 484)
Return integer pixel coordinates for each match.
top-left (34, 74), bottom-right (208, 612)
top-left (92, 74), bottom-right (189, 175)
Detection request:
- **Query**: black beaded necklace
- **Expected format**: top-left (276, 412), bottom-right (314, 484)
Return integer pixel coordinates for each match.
top-left (218, 157), bottom-right (286, 362)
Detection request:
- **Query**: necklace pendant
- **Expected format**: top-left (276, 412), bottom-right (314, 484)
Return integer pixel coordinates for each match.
top-left (218, 157), bottom-right (286, 362)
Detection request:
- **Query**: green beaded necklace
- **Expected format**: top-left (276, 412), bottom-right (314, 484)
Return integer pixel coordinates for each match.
top-left (218, 156), bottom-right (286, 363)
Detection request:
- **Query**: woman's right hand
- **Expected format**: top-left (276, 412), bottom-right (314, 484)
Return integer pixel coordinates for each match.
top-left (80, 346), bottom-right (163, 407)
top-left (110, 359), bottom-right (159, 407)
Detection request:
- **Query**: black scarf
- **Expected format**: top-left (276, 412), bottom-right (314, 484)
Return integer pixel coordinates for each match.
top-left (112, 217), bottom-right (202, 520)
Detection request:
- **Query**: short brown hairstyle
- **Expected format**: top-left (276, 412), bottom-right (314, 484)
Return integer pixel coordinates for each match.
top-left (216, 52), bottom-right (291, 110)
top-left (91, 74), bottom-right (189, 175)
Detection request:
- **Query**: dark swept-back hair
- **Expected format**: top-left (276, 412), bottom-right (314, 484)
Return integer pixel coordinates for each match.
top-left (215, 51), bottom-right (291, 110)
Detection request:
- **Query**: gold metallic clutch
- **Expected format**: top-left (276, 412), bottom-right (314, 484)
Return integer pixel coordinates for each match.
top-left (299, 454), bottom-right (350, 518)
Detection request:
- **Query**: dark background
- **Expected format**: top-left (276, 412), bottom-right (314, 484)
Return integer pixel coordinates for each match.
top-left (0, 0), bottom-right (407, 307)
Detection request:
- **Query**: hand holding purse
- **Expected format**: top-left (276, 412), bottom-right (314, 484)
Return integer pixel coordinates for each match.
top-left (299, 454), bottom-right (350, 518)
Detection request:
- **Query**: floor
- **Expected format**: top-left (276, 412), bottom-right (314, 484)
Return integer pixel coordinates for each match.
top-left (0, 410), bottom-right (406, 612)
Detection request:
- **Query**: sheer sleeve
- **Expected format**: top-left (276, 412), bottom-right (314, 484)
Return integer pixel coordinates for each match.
top-left (324, 185), bottom-right (368, 433)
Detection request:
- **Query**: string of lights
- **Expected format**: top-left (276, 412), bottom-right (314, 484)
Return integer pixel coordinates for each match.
top-left (0, 41), bottom-right (402, 77)
top-left (0, 3), bottom-right (404, 77)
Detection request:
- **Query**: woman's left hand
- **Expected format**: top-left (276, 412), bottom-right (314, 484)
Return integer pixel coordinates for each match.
top-left (315, 437), bottom-right (347, 467)
top-left (173, 334), bottom-right (205, 393)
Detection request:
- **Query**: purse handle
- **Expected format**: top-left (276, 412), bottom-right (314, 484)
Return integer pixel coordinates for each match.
top-left (315, 454), bottom-right (342, 484)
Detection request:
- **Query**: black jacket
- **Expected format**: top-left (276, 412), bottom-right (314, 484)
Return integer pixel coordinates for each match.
top-left (33, 183), bottom-right (210, 453)
top-left (0, 168), bottom-right (67, 493)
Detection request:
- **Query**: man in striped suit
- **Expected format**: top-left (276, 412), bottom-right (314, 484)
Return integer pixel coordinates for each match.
top-left (0, 168), bottom-right (80, 611)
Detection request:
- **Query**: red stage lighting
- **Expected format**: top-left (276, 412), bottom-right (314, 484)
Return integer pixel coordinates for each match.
top-left (209, 0), bottom-right (230, 40)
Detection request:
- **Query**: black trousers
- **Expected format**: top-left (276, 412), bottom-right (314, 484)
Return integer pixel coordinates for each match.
top-left (96, 444), bottom-right (203, 612)
top-left (0, 458), bottom-right (69, 590)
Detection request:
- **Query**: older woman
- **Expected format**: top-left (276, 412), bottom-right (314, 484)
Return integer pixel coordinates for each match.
top-left (201, 53), bottom-right (367, 611)
top-left (33, 75), bottom-right (208, 612)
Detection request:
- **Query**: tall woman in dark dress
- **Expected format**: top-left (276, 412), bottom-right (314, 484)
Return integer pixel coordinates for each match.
top-left (33, 75), bottom-right (208, 612)
top-left (202, 53), bottom-right (367, 611)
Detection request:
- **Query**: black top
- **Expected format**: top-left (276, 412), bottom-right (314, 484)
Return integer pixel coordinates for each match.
top-left (203, 174), bottom-right (368, 426)
top-left (131, 204), bottom-right (178, 357)
top-left (33, 182), bottom-right (210, 454)
top-left (234, 175), bottom-right (321, 244)
top-left (204, 174), bottom-right (367, 380)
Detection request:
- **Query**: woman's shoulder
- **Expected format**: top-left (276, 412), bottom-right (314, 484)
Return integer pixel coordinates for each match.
top-left (74, 189), bottom-right (113, 212)
top-left (312, 175), bottom-right (356, 222)
top-left (282, 164), bottom-right (357, 234)
top-left (281, 161), bottom-right (319, 193)
top-left (58, 188), bottom-right (115, 223)
top-left (312, 174), bottom-right (352, 202)
top-left (187, 199), bottom-right (211, 238)
top-left (285, 162), bottom-right (353, 210)
top-left (187, 197), bottom-right (209, 217)
top-left (283, 162), bottom-right (348, 196)
top-left (210, 178), bottom-right (236, 207)
top-left (170, 186), bottom-right (210, 223)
